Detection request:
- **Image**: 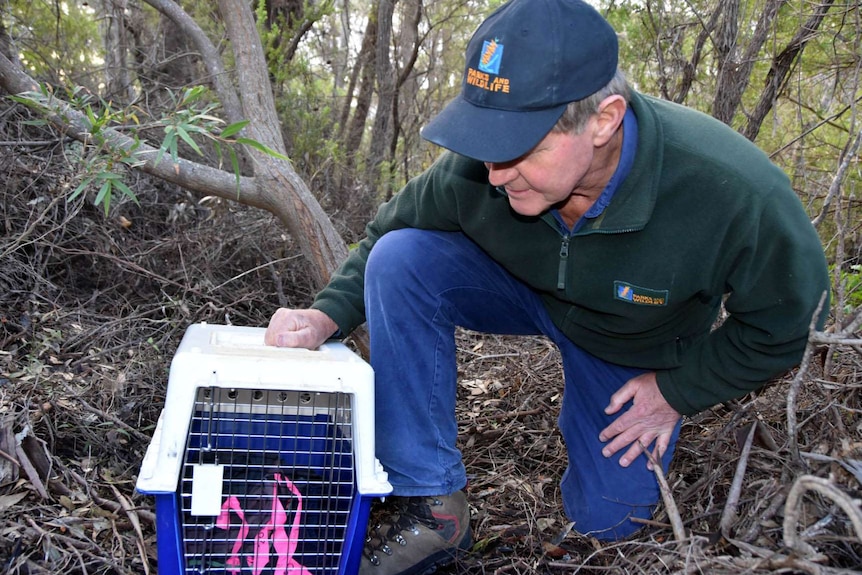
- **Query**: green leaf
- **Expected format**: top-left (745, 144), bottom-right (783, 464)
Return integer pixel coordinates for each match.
top-left (228, 147), bottom-right (241, 197)
top-left (235, 137), bottom-right (290, 161)
top-left (102, 188), bottom-right (112, 216)
top-left (181, 86), bottom-right (207, 105)
top-left (112, 179), bottom-right (139, 205)
top-left (94, 179), bottom-right (111, 207)
top-left (153, 145), bottom-right (166, 167)
top-left (69, 177), bottom-right (93, 201)
top-left (169, 136), bottom-right (179, 165)
top-left (221, 120), bottom-right (249, 138)
top-left (8, 94), bottom-right (36, 106)
top-left (180, 124), bottom-right (208, 135)
top-left (154, 132), bottom-right (175, 167)
top-left (213, 140), bottom-right (224, 168)
top-left (176, 125), bottom-right (203, 155)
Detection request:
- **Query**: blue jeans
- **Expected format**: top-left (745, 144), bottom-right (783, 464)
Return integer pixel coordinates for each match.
top-left (364, 229), bottom-right (680, 540)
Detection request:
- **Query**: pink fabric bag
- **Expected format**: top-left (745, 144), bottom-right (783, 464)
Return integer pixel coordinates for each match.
top-left (216, 472), bottom-right (312, 574)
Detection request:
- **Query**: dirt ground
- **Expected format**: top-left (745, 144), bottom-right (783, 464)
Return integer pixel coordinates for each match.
top-left (1, 100), bottom-right (861, 574)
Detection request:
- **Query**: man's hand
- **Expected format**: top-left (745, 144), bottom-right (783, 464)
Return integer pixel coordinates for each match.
top-left (598, 372), bottom-right (681, 468)
top-left (264, 308), bottom-right (338, 349)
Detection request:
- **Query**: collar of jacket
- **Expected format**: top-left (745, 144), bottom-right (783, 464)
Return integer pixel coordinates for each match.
top-left (537, 90), bottom-right (662, 237)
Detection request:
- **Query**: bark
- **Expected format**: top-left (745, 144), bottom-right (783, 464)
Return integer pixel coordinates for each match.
top-left (217, 0), bottom-right (348, 286)
top-left (339, 13), bottom-right (377, 141)
top-left (367, 0), bottom-right (396, 188)
top-left (709, 0), bottom-right (741, 120)
top-left (342, 13), bottom-right (378, 167)
top-left (99, 0), bottom-right (136, 102)
top-left (332, 0), bottom-right (352, 97)
top-left (742, 0), bottom-right (836, 141)
top-left (669, 2), bottom-right (721, 104)
top-left (387, 0), bottom-right (422, 193)
top-left (712, 0), bottom-right (787, 126)
top-left (394, 0), bottom-right (423, 92)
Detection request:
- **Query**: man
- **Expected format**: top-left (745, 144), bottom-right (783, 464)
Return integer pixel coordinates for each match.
top-left (265, 0), bottom-right (830, 573)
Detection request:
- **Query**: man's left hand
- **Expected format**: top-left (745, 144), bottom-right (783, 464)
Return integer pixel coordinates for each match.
top-left (598, 372), bottom-right (681, 468)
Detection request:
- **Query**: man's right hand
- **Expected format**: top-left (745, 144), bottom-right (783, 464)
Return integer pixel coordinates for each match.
top-left (264, 308), bottom-right (339, 349)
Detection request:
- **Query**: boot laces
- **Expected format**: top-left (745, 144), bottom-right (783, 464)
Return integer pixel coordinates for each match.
top-left (363, 497), bottom-right (442, 566)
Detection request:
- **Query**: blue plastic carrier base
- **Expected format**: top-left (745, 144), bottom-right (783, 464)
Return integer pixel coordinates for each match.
top-left (136, 324), bottom-right (392, 575)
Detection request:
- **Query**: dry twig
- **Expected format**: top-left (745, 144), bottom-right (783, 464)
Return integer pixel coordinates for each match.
top-left (719, 421), bottom-right (757, 537)
top-left (787, 292), bottom-right (829, 466)
top-left (782, 474), bottom-right (862, 558)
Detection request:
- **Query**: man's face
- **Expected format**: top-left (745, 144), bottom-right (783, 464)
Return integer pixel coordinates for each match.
top-left (484, 128), bottom-right (601, 223)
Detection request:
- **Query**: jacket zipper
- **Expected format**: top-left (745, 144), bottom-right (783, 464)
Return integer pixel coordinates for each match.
top-left (557, 235), bottom-right (570, 290)
top-left (540, 210), bottom-right (642, 292)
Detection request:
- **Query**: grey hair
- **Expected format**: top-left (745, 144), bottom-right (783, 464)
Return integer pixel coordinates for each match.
top-left (552, 69), bottom-right (631, 134)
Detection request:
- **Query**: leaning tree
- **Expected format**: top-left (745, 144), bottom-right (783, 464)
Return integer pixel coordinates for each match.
top-left (0, 0), bottom-right (347, 291)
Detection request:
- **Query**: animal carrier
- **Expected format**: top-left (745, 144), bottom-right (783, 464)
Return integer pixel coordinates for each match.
top-left (136, 323), bottom-right (392, 575)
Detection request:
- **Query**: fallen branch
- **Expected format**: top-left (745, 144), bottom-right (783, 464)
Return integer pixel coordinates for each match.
top-left (71, 394), bottom-right (152, 444)
top-left (782, 474), bottom-right (862, 558)
top-left (720, 421), bottom-right (757, 537)
top-left (54, 459), bottom-right (157, 525)
top-left (110, 484), bottom-right (151, 575)
top-left (646, 444), bottom-right (687, 544)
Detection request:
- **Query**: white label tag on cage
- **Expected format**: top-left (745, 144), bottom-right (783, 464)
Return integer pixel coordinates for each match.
top-left (190, 464), bottom-right (224, 516)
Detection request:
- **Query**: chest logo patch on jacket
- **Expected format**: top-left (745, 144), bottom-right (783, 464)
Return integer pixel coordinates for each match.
top-left (614, 281), bottom-right (669, 306)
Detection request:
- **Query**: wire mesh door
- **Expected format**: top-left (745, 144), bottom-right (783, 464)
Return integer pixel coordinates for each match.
top-left (179, 386), bottom-right (356, 575)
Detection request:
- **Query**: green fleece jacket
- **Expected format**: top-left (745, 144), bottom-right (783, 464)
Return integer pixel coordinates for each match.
top-left (312, 91), bottom-right (830, 416)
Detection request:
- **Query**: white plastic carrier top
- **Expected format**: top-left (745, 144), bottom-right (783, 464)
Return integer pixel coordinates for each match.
top-left (135, 322), bottom-right (392, 497)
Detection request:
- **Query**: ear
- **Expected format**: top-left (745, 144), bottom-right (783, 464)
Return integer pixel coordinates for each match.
top-left (591, 95), bottom-right (627, 147)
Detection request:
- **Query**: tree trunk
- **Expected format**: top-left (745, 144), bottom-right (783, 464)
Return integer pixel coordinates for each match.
top-left (711, 0), bottom-right (740, 123)
top-left (367, 0), bottom-right (396, 190)
top-left (216, 0), bottom-right (348, 287)
top-left (99, 0), bottom-right (135, 102)
top-left (742, 0), bottom-right (836, 141)
top-left (339, 12), bottom-right (377, 143)
top-left (341, 11), bottom-right (378, 186)
top-left (386, 0), bottom-right (422, 196)
top-left (672, 5), bottom-right (722, 104)
top-left (712, 0), bottom-right (786, 127)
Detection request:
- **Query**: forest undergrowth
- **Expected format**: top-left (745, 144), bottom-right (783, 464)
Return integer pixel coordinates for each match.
top-left (1, 101), bottom-right (861, 574)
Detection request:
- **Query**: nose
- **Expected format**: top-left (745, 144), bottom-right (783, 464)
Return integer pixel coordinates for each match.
top-left (485, 161), bottom-right (517, 187)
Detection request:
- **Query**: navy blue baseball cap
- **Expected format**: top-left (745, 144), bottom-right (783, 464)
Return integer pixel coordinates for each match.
top-left (421, 0), bottom-right (619, 163)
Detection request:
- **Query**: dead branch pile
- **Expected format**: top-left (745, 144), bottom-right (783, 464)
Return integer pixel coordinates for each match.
top-left (1, 99), bottom-right (860, 574)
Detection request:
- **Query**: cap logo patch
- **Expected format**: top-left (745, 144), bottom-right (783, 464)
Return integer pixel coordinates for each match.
top-left (614, 281), bottom-right (669, 306)
top-left (466, 38), bottom-right (510, 94)
top-left (478, 39), bottom-right (503, 74)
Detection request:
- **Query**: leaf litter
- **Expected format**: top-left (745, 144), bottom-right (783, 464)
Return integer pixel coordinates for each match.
top-left (1, 99), bottom-right (860, 575)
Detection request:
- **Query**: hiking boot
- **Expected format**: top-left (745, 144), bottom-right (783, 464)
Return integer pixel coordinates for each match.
top-left (360, 491), bottom-right (472, 575)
